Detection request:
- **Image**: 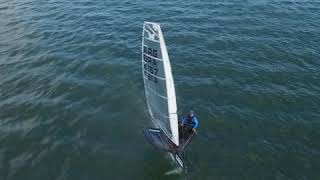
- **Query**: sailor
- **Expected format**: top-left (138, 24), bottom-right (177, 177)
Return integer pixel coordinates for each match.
top-left (181, 110), bottom-right (199, 133)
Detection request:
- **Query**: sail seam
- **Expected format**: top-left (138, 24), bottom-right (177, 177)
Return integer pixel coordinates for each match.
top-left (144, 37), bottom-right (160, 43)
top-left (143, 53), bottom-right (163, 61)
top-left (146, 86), bottom-right (168, 99)
top-left (147, 101), bottom-right (171, 119)
top-left (143, 71), bottom-right (166, 80)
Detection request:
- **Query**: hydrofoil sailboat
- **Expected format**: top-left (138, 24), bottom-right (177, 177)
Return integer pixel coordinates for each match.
top-left (141, 22), bottom-right (195, 168)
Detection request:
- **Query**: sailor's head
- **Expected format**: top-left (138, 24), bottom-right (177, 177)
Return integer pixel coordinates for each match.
top-left (189, 110), bottom-right (195, 117)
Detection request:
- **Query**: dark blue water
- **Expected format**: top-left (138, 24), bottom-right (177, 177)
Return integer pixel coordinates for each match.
top-left (1, 0), bottom-right (320, 179)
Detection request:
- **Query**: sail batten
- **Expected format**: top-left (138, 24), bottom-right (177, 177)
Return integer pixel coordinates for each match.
top-left (144, 37), bottom-right (160, 43)
top-left (146, 86), bottom-right (168, 99)
top-left (143, 71), bottom-right (166, 80)
top-left (143, 53), bottom-right (163, 61)
top-left (142, 22), bottom-right (179, 146)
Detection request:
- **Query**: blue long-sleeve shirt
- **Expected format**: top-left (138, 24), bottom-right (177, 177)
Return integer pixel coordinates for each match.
top-left (182, 116), bottom-right (199, 129)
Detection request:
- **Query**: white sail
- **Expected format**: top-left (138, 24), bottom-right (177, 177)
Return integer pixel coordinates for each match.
top-left (142, 22), bottom-right (179, 146)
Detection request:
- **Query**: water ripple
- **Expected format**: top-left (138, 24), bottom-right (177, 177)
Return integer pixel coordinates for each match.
top-left (0, 0), bottom-right (319, 179)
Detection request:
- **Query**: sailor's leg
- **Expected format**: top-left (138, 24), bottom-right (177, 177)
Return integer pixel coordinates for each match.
top-left (186, 127), bottom-right (194, 137)
top-left (180, 126), bottom-right (187, 142)
top-left (178, 125), bottom-right (184, 140)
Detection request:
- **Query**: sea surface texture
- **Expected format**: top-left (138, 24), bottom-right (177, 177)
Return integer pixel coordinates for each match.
top-left (0, 0), bottom-right (319, 179)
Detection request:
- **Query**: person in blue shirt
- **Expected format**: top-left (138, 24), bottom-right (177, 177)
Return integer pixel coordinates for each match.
top-left (181, 110), bottom-right (199, 133)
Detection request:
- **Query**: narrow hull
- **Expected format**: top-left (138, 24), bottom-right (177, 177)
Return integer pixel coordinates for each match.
top-left (143, 127), bottom-right (195, 168)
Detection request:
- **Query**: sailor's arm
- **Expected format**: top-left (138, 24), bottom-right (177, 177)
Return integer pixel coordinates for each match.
top-left (193, 117), bottom-right (199, 129)
top-left (192, 117), bottom-right (199, 133)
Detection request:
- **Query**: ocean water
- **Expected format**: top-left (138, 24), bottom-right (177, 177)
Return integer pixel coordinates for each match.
top-left (0, 0), bottom-right (320, 179)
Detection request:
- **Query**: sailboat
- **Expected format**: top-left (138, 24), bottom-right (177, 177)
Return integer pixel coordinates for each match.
top-left (142, 22), bottom-right (194, 168)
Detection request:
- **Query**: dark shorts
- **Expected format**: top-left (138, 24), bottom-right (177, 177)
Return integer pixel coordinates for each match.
top-left (179, 124), bottom-right (193, 141)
